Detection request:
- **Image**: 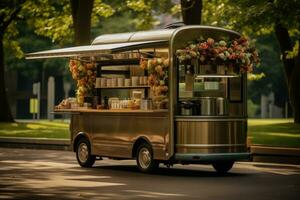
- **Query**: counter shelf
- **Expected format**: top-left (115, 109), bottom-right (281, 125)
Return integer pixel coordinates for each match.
top-left (95, 86), bottom-right (150, 89)
top-left (96, 58), bottom-right (150, 102)
top-left (54, 108), bottom-right (168, 113)
top-left (195, 74), bottom-right (240, 78)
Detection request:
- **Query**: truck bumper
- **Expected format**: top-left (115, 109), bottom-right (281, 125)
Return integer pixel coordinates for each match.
top-left (175, 152), bottom-right (251, 162)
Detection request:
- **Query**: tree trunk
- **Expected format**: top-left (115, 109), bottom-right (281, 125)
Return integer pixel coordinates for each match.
top-left (274, 23), bottom-right (299, 123)
top-left (0, 36), bottom-right (14, 122)
top-left (289, 39), bottom-right (300, 123)
top-left (181, 0), bottom-right (203, 25)
top-left (70, 0), bottom-right (94, 45)
top-left (274, 24), bottom-right (294, 84)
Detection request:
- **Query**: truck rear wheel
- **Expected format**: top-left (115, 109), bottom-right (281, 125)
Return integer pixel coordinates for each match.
top-left (136, 143), bottom-right (159, 173)
top-left (76, 138), bottom-right (96, 168)
top-left (212, 161), bottom-right (234, 174)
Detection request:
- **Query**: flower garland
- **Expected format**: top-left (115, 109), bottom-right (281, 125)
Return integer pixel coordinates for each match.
top-left (69, 60), bottom-right (96, 105)
top-left (140, 57), bottom-right (169, 96)
top-left (176, 37), bottom-right (260, 73)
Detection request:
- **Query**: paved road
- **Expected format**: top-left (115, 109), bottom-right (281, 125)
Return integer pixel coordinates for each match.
top-left (0, 148), bottom-right (299, 200)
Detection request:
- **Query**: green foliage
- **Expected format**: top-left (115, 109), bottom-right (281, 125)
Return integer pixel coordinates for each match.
top-left (91, 0), bottom-right (115, 27)
top-left (201, 0), bottom-right (299, 37)
top-left (125, 0), bottom-right (174, 30)
top-left (248, 34), bottom-right (288, 106)
top-left (5, 20), bottom-right (67, 79)
top-left (286, 41), bottom-right (299, 59)
top-left (247, 99), bottom-right (259, 117)
top-left (247, 72), bottom-right (265, 81)
top-left (24, 0), bottom-right (73, 45)
top-left (92, 12), bottom-right (136, 37)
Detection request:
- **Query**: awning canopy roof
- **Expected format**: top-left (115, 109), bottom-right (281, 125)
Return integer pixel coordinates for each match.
top-left (26, 40), bottom-right (168, 60)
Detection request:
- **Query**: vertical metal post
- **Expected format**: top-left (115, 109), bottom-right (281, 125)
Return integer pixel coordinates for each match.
top-left (33, 82), bottom-right (41, 120)
top-left (47, 77), bottom-right (55, 120)
top-left (36, 82), bottom-right (41, 120)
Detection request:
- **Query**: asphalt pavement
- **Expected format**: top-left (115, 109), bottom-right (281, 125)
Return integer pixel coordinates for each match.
top-left (0, 148), bottom-right (299, 200)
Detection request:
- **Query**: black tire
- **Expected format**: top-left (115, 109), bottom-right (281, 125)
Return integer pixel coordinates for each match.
top-left (76, 138), bottom-right (96, 168)
top-left (136, 143), bottom-right (159, 173)
top-left (212, 161), bottom-right (234, 174)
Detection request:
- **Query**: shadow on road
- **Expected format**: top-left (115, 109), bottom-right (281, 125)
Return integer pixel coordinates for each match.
top-left (92, 164), bottom-right (249, 178)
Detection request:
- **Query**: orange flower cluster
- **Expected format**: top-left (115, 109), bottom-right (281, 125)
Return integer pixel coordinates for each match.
top-left (140, 57), bottom-right (169, 96)
top-left (69, 60), bottom-right (96, 105)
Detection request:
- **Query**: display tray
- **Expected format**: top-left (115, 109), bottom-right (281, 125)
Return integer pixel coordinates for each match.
top-left (54, 108), bottom-right (168, 113)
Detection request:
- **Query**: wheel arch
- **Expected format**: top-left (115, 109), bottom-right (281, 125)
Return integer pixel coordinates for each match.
top-left (132, 136), bottom-right (152, 158)
top-left (73, 132), bottom-right (90, 152)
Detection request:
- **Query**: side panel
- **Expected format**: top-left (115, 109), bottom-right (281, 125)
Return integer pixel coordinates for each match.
top-left (71, 112), bottom-right (169, 160)
top-left (175, 119), bottom-right (247, 154)
top-left (71, 113), bottom-right (93, 149)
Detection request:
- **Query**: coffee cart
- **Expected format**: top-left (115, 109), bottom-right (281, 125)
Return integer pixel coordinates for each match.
top-left (26, 25), bottom-right (251, 173)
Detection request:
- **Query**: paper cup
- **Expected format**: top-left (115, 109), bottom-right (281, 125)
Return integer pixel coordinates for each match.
top-left (100, 78), bottom-right (106, 87)
top-left (111, 78), bottom-right (117, 87)
top-left (131, 76), bottom-right (139, 86)
top-left (106, 78), bottom-right (112, 87)
top-left (117, 77), bottom-right (124, 87)
top-left (125, 79), bottom-right (131, 86)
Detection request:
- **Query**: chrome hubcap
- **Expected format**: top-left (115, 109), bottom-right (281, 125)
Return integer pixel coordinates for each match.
top-left (78, 143), bottom-right (89, 163)
top-left (138, 147), bottom-right (151, 169)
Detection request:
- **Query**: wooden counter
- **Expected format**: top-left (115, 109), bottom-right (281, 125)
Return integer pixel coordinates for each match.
top-left (54, 108), bottom-right (168, 114)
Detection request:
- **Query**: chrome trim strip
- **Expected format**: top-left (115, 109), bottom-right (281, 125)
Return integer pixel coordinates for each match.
top-left (175, 118), bottom-right (246, 122)
top-left (175, 152), bottom-right (250, 161)
top-left (175, 115), bottom-right (246, 119)
top-left (26, 40), bottom-right (168, 59)
top-left (176, 144), bottom-right (246, 148)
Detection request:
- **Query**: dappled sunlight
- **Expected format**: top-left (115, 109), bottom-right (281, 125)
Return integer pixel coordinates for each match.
top-left (0, 157), bottom-right (126, 199)
top-left (0, 121), bottom-right (69, 138)
top-left (248, 119), bottom-right (294, 126)
top-left (1, 148), bottom-right (300, 199)
top-left (0, 130), bottom-right (33, 134)
top-left (26, 123), bottom-right (49, 129)
top-left (124, 190), bottom-right (185, 198)
top-left (236, 162), bottom-right (300, 175)
top-left (37, 120), bottom-right (69, 128)
top-left (10, 123), bottom-right (19, 127)
top-left (260, 132), bottom-right (300, 138)
top-left (248, 119), bottom-right (300, 147)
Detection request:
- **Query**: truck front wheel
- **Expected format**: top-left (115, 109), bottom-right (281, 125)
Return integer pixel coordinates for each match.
top-left (76, 138), bottom-right (96, 168)
top-left (136, 143), bottom-right (159, 173)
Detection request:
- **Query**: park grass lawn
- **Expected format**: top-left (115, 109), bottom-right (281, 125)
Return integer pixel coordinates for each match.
top-left (0, 120), bottom-right (69, 139)
top-left (0, 119), bottom-right (299, 148)
top-left (248, 119), bottom-right (300, 148)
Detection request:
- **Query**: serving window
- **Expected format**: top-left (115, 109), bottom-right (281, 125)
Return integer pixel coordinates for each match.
top-left (176, 60), bottom-right (242, 116)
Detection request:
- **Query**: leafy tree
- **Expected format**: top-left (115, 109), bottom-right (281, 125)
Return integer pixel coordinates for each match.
top-left (0, 0), bottom-right (115, 121)
top-left (221, 0), bottom-right (300, 123)
top-left (26, 0), bottom-right (114, 45)
top-left (0, 0), bottom-right (26, 122)
top-left (124, 0), bottom-right (174, 30)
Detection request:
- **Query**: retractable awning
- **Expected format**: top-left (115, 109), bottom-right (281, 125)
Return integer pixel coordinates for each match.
top-left (26, 40), bottom-right (168, 60)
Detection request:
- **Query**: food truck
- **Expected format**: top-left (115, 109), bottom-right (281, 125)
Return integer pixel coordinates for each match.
top-left (26, 25), bottom-right (258, 173)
